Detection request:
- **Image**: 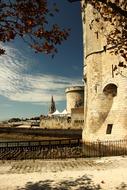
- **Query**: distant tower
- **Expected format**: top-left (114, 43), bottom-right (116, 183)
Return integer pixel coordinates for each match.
top-left (65, 86), bottom-right (84, 114)
top-left (48, 96), bottom-right (56, 114)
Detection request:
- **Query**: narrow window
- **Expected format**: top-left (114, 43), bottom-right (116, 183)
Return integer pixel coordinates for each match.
top-left (106, 124), bottom-right (113, 134)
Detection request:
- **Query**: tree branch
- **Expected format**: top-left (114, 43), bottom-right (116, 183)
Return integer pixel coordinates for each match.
top-left (68, 0), bottom-right (127, 18)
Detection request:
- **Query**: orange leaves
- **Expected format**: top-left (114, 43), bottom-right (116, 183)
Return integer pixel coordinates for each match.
top-left (6, 31), bottom-right (16, 41)
top-left (0, 0), bottom-right (69, 56)
top-left (31, 42), bottom-right (54, 54)
top-left (33, 24), bottom-right (70, 54)
top-left (0, 48), bottom-right (5, 55)
top-left (42, 42), bottom-right (54, 53)
top-left (84, 0), bottom-right (127, 61)
top-left (34, 28), bottom-right (44, 38)
top-left (25, 18), bottom-right (35, 27)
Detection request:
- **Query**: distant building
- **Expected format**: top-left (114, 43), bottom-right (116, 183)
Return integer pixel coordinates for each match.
top-left (48, 96), bottom-right (56, 115)
top-left (65, 86), bottom-right (84, 115)
top-left (40, 86), bottom-right (84, 130)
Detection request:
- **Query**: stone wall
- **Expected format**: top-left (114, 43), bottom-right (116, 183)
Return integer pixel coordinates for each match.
top-left (40, 116), bottom-right (83, 130)
top-left (82, 2), bottom-right (127, 142)
top-left (71, 107), bottom-right (84, 128)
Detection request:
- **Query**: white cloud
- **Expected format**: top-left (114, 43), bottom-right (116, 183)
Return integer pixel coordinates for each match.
top-left (0, 45), bottom-right (82, 103)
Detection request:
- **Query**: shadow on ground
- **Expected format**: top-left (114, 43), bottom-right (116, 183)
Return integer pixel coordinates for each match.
top-left (17, 175), bottom-right (102, 190)
top-left (116, 182), bottom-right (127, 190)
top-left (17, 175), bottom-right (127, 190)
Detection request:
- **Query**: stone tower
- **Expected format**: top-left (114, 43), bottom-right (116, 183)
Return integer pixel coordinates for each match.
top-left (65, 86), bottom-right (84, 114)
top-left (82, 1), bottom-right (127, 142)
top-left (48, 96), bottom-right (56, 114)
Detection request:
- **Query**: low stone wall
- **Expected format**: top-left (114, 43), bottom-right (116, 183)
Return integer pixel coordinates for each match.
top-left (40, 116), bottom-right (83, 130)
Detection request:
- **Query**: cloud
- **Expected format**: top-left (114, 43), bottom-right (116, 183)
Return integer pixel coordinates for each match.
top-left (0, 45), bottom-right (82, 103)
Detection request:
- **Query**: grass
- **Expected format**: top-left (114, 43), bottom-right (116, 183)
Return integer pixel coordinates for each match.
top-left (0, 132), bottom-right (72, 141)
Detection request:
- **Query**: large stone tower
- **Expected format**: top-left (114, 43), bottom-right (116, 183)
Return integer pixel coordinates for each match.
top-left (82, 2), bottom-right (127, 142)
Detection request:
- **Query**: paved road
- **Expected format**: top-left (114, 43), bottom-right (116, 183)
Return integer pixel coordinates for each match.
top-left (0, 156), bottom-right (127, 190)
top-left (0, 156), bottom-right (125, 174)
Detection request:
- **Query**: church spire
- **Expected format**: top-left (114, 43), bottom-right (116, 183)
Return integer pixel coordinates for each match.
top-left (48, 96), bottom-right (56, 114)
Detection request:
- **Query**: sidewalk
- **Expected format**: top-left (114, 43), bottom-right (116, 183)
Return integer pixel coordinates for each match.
top-left (0, 156), bottom-right (127, 190)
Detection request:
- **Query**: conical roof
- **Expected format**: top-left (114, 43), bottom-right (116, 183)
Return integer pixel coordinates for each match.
top-left (52, 110), bottom-right (60, 115)
top-left (48, 96), bottom-right (56, 114)
top-left (61, 109), bottom-right (67, 114)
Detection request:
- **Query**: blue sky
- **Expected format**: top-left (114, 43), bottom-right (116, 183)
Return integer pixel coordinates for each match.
top-left (0, 0), bottom-right (83, 121)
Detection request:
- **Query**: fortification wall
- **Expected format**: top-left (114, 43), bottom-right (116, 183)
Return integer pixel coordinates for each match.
top-left (40, 116), bottom-right (83, 130)
top-left (82, 3), bottom-right (127, 142)
top-left (71, 107), bottom-right (84, 127)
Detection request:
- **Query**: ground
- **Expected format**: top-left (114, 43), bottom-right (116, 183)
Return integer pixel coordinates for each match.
top-left (0, 156), bottom-right (127, 190)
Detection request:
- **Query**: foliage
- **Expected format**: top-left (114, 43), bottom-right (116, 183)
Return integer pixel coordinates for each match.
top-left (70, 0), bottom-right (127, 61)
top-left (8, 118), bottom-right (21, 122)
top-left (0, 0), bottom-right (70, 56)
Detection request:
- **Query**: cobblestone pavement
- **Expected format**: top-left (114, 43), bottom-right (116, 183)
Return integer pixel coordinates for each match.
top-left (0, 156), bottom-right (126, 174)
top-left (0, 156), bottom-right (127, 190)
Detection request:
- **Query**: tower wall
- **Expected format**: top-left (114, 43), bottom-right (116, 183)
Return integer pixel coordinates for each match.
top-left (82, 3), bottom-right (127, 142)
top-left (65, 86), bottom-right (84, 114)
